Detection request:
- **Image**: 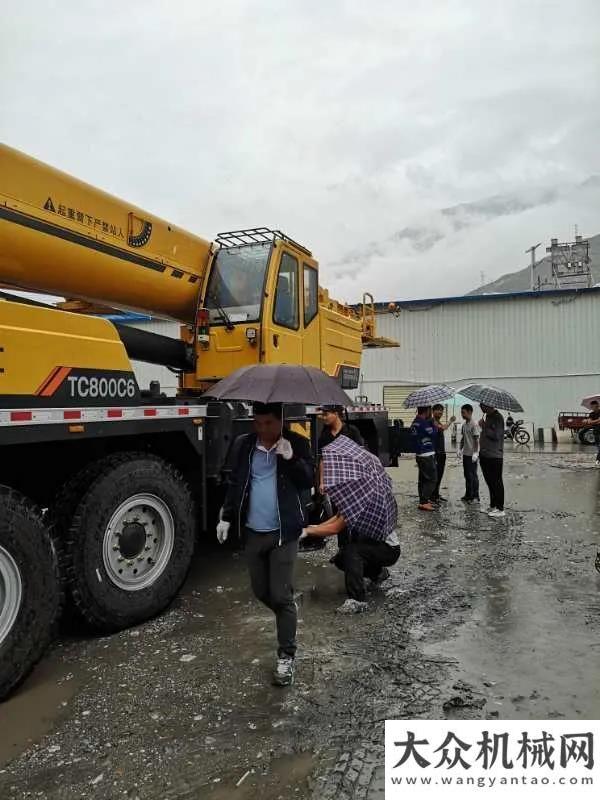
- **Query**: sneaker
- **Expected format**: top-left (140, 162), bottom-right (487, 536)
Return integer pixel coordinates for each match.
top-left (370, 567), bottom-right (390, 586)
top-left (436, 496), bottom-right (448, 503)
top-left (418, 502), bottom-right (435, 512)
top-left (273, 656), bottom-right (295, 687)
top-left (488, 509), bottom-right (506, 518)
top-left (337, 598), bottom-right (368, 614)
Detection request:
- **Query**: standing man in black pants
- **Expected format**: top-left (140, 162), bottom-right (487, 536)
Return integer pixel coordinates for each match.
top-left (216, 402), bottom-right (314, 686)
top-left (410, 406), bottom-right (438, 512)
top-left (479, 403), bottom-right (505, 518)
top-left (431, 404), bottom-right (456, 503)
top-left (459, 403), bottom-right (480, 503)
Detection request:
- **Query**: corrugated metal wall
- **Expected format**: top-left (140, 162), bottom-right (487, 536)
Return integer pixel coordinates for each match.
top-left (382, 385), bottom-right (426, 423)
top-left (360, 291), bottom-right (600, 428)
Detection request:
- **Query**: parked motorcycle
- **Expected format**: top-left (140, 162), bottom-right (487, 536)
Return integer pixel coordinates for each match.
top-left (504, 419), bottom-right (531, 445)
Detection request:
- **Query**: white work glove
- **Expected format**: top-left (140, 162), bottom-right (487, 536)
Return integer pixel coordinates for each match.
top-left (216, 519), bottom-right (230, 544)
top-left (472, 452), bottom-right (479, 463)
top-left (275, 437), bottom-right (293, 460)
top-left (299, 529), bottom-right (309, 540)
top-left (457, 449), bottom-right (463, 460)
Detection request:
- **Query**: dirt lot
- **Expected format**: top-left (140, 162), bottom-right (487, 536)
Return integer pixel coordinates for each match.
top-left (1, 444), bottom-right (599, 799)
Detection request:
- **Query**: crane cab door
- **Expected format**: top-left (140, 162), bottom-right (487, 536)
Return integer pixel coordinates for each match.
top-left (301, 261), bottom-right (320, 369)
top-left (263, 245), bottom-right (303, 365)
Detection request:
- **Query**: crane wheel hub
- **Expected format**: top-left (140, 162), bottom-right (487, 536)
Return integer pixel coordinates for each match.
top-left (103, 494), bottom-right (175, 591)
top-left (118, 522), bottom-right (146, 559)
top-left (0, 545), bottom-right (23, 647)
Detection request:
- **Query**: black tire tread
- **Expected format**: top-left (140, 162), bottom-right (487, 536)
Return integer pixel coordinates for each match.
top-left (45, 452), bottom-right (136, 602)
top-left (64, 454), bottom-right (195, 633)
top-left (0, 486), bottom-right (60, 700)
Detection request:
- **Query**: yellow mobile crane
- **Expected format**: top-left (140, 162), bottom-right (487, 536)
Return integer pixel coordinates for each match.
top-left (0, 144), bottom-right (396, 697)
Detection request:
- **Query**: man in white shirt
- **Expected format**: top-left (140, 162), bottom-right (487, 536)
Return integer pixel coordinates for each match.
top-left (459, 403), bottom-right (480, 503)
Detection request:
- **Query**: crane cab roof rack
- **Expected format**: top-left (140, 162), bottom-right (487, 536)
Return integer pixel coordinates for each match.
top-left (215, 228), bottom-right (312, 257)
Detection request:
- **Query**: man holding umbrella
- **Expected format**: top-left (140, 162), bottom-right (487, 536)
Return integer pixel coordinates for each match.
top-left (479, 402), bottom-right (506, 517)
top-left (208, 364), bottom-right (351, 686)
top-left (216, 402), bottom-right (314, 686)
top-left (458, 385), bottom-right (523, 518)
top-left (411, 406), bottom-right (438, 511)
top-left (302, 435), bottom-right (400, 613)
top-left (403, 385), bottom-right (456, 511)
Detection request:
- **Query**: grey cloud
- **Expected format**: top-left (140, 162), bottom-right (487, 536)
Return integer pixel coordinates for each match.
top-left (1, 0), bottom-right (600, 302)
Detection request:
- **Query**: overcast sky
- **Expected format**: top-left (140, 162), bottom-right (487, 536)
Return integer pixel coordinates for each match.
top-left (2, 0), bottom-right (600, 302)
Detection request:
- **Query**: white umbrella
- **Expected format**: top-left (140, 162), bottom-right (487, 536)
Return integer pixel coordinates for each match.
top-left (581, 394), bottom-right (600, 410)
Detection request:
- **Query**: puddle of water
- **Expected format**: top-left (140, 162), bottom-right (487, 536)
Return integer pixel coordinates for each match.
top-left (0, 647), bottom-right (79, 767)
top-left (396, 449), bottom-right (600, 719)
top-left (428, 569), bottom-right (600, 718)
top-left (205, 750), bottom-right (315, 799)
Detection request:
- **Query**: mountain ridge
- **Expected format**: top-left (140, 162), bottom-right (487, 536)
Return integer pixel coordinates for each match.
top-left (469, 232), bottom-right (600, 295)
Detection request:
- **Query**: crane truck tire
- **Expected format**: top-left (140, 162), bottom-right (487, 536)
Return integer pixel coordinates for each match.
top-left (63, 455), bottom-right (195, 632)
top-left (45, 453), bottom-right (142, 610)
top-left (0, 486), bottom-right (60, 700)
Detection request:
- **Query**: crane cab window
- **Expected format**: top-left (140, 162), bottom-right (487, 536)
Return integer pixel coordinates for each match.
top-left (304, 265), bottom-right (318, 326)
top-left (274, 252), bottom-right (299, 330)
top-left (205, 242), bottom-right (270, 324)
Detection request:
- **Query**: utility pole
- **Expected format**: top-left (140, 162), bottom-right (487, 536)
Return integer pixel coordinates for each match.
top-left (525, 242), bottom-right (542, 291)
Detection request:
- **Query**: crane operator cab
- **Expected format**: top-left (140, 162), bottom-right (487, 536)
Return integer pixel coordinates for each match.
top-left (184, 228), bottom-right (326, 391)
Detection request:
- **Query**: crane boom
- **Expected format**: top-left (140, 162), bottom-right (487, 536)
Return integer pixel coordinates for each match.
top-left (0, 144), bottom-right (212, 322)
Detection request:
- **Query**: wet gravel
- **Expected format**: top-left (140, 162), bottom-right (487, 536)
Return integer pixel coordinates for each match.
top-left (1, 445), bottom-right (599, 799)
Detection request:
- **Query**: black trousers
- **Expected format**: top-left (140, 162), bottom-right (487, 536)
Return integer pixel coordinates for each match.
top-left (462, 455), bottom-right (480, 500)
top-left (416, 455), bottom-right (437, 503)
top-left (432, 453), bottom-right (446, 499)
top-left (245, 531), bottom-right (298, 658)
top-left (333, 538), bottom-right (401, 602)
top-left (479, 456), bottom-right (504, 511)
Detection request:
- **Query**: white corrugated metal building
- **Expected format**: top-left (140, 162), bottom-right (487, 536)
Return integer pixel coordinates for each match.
top-left (359, 287), bottom-right (600, 429)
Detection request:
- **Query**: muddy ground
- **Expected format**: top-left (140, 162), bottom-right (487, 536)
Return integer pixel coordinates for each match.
top-left (1, 444), bottom-right (600, 799)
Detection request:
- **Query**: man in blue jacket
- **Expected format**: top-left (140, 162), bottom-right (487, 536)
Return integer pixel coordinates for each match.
top-left (410, 405), bottom-right (438, 512)
top-left (216, 402), bottom-right (314, 686)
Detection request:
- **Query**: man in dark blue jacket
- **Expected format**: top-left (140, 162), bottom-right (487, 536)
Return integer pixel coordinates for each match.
top-left (217, 402), bottom-right (314, 686)
top-left (410, 405), bottom-right (438, 511)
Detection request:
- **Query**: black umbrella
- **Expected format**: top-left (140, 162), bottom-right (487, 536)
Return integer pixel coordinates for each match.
top-left (459, 384), bottom-right (524, 413)
top-left (201, 364), bottom-right (353, 406)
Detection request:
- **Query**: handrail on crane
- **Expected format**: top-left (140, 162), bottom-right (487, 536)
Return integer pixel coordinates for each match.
top-left (362, 292), bottom-right (376, 339)
top-left (359, 292), bottom-right (400, 349)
